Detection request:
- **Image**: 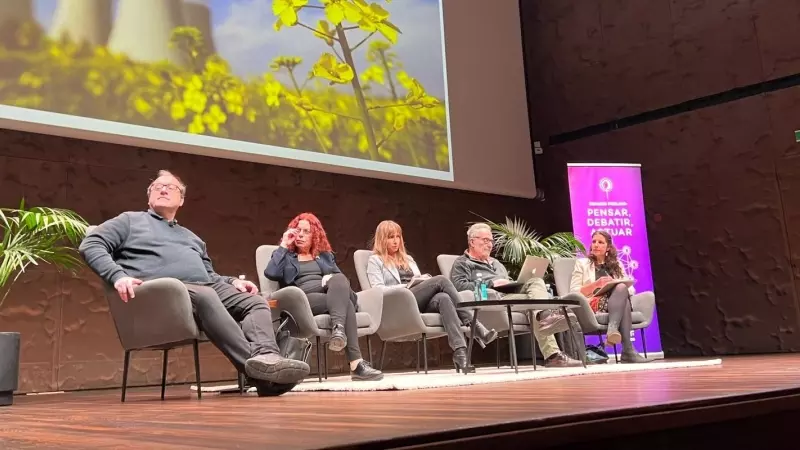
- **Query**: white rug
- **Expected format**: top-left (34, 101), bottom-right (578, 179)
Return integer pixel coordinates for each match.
top-left (193, 359), bottom-right (722, 393)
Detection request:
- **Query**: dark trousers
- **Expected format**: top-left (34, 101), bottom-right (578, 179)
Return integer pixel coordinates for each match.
top-left (306, 274), bottom-right (362, 362)
top-left (410, 275), bottom-right (468, 351)
top-left (186, 281), bottom-right (280, 374)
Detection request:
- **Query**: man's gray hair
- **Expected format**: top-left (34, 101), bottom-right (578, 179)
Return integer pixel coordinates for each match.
top-left (147, 170), bottom-right (187, 197)
top-left (467, 222), bottom-right (492, 241)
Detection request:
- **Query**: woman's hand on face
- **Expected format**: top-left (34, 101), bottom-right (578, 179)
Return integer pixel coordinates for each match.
top-left (280, 228), bottom-right (297, 248)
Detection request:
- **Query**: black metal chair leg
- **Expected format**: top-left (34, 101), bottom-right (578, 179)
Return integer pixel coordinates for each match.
top-left (380, 340), bottom-right (388, 370)
top-left (316, 336), bottom-right (322, 383)
top-left (193, 341), bottom-right (202, 400)
top-left (366, 335), bottom-right (373, 364)
top-left (121, 350), bottom-right (131, 403)
top-left (528, 311), bottom-right (537, 370)
top-left (496, 338), bottom-right (501, 368)
top-left (613, 343), bottom-right (619, 363)
top-left (416, 339), bottom-right (420, 373)
top-left (640, 329), bottom-right (648, 358)
top-left (238, 372), bottom-right (245, 394)
top-left (505, 306), bottom-right (518, 373)
top-left (323, 343), bottom-right (328, 380)
top-left (160, 349), bottom-right (169, 400)
top-left (422, 333), bottom-right (428, 374)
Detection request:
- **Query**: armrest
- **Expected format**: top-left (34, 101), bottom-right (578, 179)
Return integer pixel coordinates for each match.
top-left (105, 278), bottom-right (198, 351)
top-left (561, 292), bottom-right (603, 334)
top-left (376, 288), bottom-right (428, 341)
top-left (356, 287), bottom-right (384, 330)
top-left (269, 286), bottom-right (319, 339)
top-left (631, 291), bottom-right (656, 326)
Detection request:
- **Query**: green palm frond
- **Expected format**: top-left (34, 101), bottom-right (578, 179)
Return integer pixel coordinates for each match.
top-left (0, 201), bottom-right (88, 309)
top-left (470, 213), bottom-right (585, 279)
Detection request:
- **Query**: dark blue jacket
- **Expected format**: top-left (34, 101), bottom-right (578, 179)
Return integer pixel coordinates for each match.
top-left (265, 246), bottom-right (341, 288)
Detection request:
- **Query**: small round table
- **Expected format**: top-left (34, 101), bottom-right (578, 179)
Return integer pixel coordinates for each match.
top-left (457, 298), bottom-right (584, 374)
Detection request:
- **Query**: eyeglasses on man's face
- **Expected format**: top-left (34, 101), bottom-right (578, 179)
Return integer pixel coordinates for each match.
top-left (151, 183), bottom-right (182, 193)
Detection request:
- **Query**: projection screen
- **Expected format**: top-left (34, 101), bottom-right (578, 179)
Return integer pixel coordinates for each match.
top-left (0, 0), bottom-right (536, 198)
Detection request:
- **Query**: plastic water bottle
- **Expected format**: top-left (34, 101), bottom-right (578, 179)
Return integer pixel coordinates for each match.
top-left (480, 278), bottom-right (489, 301)
top-left (474, 273), bottom-right (483, 301)
top-left (546, 283), bottom-right (554, 298)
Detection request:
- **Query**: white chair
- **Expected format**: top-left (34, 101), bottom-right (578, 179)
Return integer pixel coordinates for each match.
top-left (353, 250), bottom-right (464, 374)
top-left (255, 245), bottom-right (384, 382)
top-left (552, 257), bottom-right (656, 361)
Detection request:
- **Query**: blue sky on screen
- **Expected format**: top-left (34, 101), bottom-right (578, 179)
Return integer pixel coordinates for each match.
top-left (34, 0), bottom-right (447, 98)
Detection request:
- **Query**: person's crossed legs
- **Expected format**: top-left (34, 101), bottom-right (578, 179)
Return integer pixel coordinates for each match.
top-left (186, 282), bottom-right (310, 385)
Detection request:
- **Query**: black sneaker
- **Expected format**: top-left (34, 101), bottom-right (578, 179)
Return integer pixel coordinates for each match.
top-left (329, 324), bottom-right (346, 352)
top-left (351, 360), bottom-right (384, 381)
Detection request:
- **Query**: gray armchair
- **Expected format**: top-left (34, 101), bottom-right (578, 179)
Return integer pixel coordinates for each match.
top-left (85, 225), bottom-right (209, 402)
top-left (436, 254), bottom-right (531, 367)
top-left (353, 250), bottom-right (460, 374)
top-left (552, 257), bottom-right (657, 360)
top-left (255, 245), bottom-right (383, 382)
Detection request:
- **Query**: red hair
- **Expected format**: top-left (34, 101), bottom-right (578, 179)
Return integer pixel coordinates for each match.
top-left (286, 212), bottom-right (332, 257)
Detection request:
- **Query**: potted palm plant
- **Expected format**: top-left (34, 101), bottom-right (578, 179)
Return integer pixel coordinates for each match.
top-left (473, 214), bottom-right (585, 284)
top-left (0, 201), bottom-right (88, 406)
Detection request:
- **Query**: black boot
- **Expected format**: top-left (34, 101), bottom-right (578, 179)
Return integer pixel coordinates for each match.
top-left (620, 350), bottom-right (648, 363)
top-left (452, 347), bottom-right (474, 374)
top-left (351, 360), bottom-right (384, 381)
top-left (329, 324), bottom-right (346, 352)
top-left (473, 322), bottom-right (498, 349)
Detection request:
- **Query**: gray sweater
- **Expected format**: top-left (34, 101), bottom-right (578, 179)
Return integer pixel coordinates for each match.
top-left (79, 210), bottom-right (235, 286)
top-left (449, 252), bottom-right (510, 292)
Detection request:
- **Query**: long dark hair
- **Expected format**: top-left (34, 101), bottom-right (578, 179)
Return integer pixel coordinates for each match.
top-left (588, 230), bottom-right (623, 278)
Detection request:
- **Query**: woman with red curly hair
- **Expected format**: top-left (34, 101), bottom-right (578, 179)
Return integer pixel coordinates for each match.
top-left (265, 213), bottom-right (384, 381)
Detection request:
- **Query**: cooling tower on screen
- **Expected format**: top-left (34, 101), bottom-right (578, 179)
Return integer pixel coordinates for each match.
top-left (49, 0), bottom-right (112, 46)
top-left (182, 0), bottom-right (216, 55)
top-left (0, 0), bottom-right (33, 27)
top-left (107, 0), bottom-right (188, 66)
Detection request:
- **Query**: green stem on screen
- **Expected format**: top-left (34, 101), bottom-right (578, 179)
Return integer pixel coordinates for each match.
top-left (288, 68), bottom-right (329, 154)
top-left (335, 24), bottom-right (379, 160)
top-left (378, 50), bottom-right (398, 102)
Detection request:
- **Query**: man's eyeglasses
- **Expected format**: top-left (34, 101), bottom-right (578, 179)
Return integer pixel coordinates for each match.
top-left (472, 237), bottom-right (493, 244)
top-left (151, 183), bottom-right (182, 193)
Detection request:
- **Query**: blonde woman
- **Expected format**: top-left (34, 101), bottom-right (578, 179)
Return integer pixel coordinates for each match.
top-left (367, 220), bottom-right (497, 373)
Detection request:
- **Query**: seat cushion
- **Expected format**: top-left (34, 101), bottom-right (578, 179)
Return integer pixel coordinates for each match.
top-left (315, 312), bottom-right (372, 329)
top-left (512, 312), bottom-right (529, 325)
top-left (421, 313), bottom-right (443, 327)
top-left (595, 311), bottom-right (646, 325)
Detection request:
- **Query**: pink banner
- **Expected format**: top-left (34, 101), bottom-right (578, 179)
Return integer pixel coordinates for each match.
top-left (567, 163), bottom-right (662, 354)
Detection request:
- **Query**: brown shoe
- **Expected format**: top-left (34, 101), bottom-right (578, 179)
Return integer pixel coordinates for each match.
top-left (544, 352), bottom-right (583, 368)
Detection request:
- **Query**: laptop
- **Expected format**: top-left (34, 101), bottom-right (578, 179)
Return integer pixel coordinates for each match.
top-left (491, 256), bottom-right (550, 293)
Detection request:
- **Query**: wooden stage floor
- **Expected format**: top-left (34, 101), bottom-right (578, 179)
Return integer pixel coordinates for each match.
top-left (2, 354), bottom-right (800, 449)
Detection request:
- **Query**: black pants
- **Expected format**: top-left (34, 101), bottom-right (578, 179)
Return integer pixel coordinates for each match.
top-left (410, 275), bottom-right (468, 351)
top-left (186, 281), bottom-right (280, 374)
top-left (306, 274), bottom-right (362, 362)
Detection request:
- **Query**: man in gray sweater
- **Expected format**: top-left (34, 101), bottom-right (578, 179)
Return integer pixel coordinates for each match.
top-left (79, 170), bottom-right (310, 392)
top-left (450, 223), bottom-right (582, 368)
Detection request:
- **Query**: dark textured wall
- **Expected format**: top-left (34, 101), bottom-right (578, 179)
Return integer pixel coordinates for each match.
top-left (0, 130), bottom-right (545, 393)
top-left (523, 0), bottom-right (800, 356)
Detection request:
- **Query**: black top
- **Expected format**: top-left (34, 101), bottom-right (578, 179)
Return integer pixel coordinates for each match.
top-left (295, 260), bottom-right (324, 294)
top-left (398, 267), bottom-right (414, 283)
top-left (595, 264), bottom-right (611, 279)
